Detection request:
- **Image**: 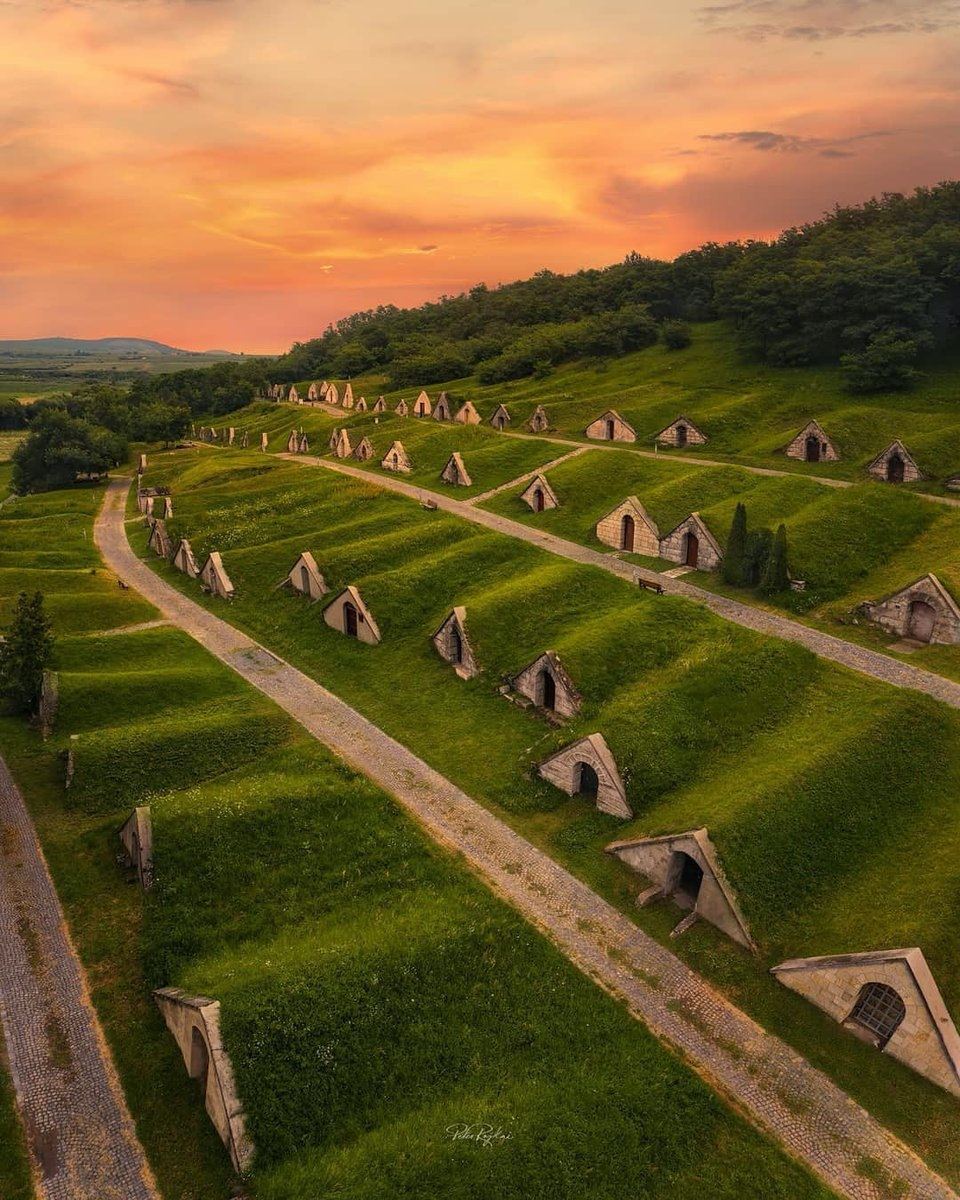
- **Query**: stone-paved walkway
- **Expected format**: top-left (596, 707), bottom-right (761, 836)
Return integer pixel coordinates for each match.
top-left (96, 477), bottom-right (957, 1200)
top-left (278, 452), bottom-right (960, 710)
top-left (0, 755), bottom-right (158, 1200)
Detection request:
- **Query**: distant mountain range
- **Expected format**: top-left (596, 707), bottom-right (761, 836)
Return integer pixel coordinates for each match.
top-left (0, 337), bottom-right (239, 358)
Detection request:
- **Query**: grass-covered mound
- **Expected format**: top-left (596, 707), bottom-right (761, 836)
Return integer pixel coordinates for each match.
top-left (479, 446), bottom-right (956, 612)
top-left (241, 398), bottom-right (562, 497)
top-left (137, 444), bottom-right (960, 1178)
top-left (300, 321), bottom-right (960, 484)
top-left (0, 481), bottom-right (834, 1200)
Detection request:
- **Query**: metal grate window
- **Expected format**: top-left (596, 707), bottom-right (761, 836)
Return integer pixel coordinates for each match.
top-left (850, 982), bottom-right (905, 1046)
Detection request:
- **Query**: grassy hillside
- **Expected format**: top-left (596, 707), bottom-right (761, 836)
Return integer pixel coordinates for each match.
top-left (139, 444), bottom-right (960, 1179)
top-left (303, 321), bottom-right (960, 485)
top-left (0, 486), bottom-right (835, 1200)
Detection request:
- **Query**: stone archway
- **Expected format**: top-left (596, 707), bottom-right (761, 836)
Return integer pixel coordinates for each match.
top-left (190, 1026), bottom-right (210, 1095)
top-left (539, 669), bottom-right (556, 710)
top-left (805, 434), bottom-right (821, 463)
top-left (576, 761), bottom-right (599, 798)
top-left (908, 599), bottom-right (936, 643)
top-left (887, 453), bottom-right (905, 483)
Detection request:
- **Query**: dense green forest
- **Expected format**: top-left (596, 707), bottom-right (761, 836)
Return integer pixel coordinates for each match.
top-left (269, 183), bottom-right (960, 392)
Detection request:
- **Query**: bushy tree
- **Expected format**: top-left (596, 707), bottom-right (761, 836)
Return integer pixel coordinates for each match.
top-left (0, 592), bottom-right (53, 716)
top-left (722, 503), bottom-right (747, 585)
top-left (743, 528), bottom-right (773, 586)
top-left (12, 410), bottom-right (126, 492)
top-left (761, 524), bottom-right (791, 594)
top-left (840, 330), bottom-right (925, 393)
top-left (662, 320), bottom-right (692, 350)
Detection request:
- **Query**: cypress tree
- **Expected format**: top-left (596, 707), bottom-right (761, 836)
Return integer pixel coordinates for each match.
top-left (722, 502), bottom-right (747, 585)
top-left (0, 592), bottom-right (53, 716)
top-left (761, 524), bottom-right (791, 595)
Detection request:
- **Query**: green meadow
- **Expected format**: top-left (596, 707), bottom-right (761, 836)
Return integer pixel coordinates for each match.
top-left (0, 487), bottom-right (836, 1199)
top-left (479, 447), bottom-right (960, 642)
top-left (326, 320), bottom-right (960, 486)
top-left (240, 398), bottom-right (561, 498)
top-left (139, 444), bottom-right (960, 1180)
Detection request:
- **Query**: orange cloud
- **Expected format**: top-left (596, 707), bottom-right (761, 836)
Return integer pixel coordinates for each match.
top-left (0, 0), bottom-right (957, 350)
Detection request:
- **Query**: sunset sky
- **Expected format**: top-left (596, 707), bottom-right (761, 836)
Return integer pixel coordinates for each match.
top-left (2, 0), bottom-right (959, 352)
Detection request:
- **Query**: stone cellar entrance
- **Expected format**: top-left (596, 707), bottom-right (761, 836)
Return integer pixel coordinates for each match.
top-left (576, 762), bottom-right (599, 798)
top-left (908, 599), bottom-right (936, 642)
top-left (847, 982), bottom-right (906, 1048)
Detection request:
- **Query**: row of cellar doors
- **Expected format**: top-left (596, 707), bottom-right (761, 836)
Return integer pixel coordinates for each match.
top-left (619, 515), bottom-right (699, 567)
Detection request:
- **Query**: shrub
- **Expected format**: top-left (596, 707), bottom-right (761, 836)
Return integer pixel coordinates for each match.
top-left (722, 503), bottom-right (747, 585)
top-left (760, 524), bottom-right (791, 595)
top-left (662, 320), bottom-right (692, 350)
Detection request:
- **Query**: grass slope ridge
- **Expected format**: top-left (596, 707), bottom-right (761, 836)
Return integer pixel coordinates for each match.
top-left (0, 483), bottom-right (831, 1200)
top-left (140, 444), bottom-right (960, 1180)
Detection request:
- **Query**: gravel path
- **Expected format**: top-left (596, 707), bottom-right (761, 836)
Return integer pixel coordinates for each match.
top-left (96, 476), bottom-right (957, 1200)
top-left (0, 755), bottom-right (158, 1200)
top-left (278, 453), bottom-right (960, 710)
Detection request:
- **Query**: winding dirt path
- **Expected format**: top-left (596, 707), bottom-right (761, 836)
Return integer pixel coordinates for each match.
top-left (97, 477), bottom-right (957, 1200)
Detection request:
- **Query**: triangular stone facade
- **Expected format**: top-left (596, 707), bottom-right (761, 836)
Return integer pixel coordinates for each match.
top-left (605, 828), bottom-right (755, 950)
top-left (865, 573), bottom-right (960, 644)
top-left (585, 410), bottom-right (636, 443)
top-left (199, 552), bottom-right (235, 599)
top-left (867, 440), bottom-right (923, 483)
top-left (148, 519), bottom-right (172, 559)
top-left (655, 415), bottom-right (707, 448)
top-left (355, 396), bottom-right (367, 412)
top-left (596, 497), bottom-right (660, 555)
top-left (510, 650), bottom-right (581, 718)
top-left (287, 430), bottom-right (299, 453)
top-left (282, 551), bottom-right (327, 600)
top-left (659, 512), bottom-right (723, 571)
top-left (353, 436), bottom-right (375, 461)
top-left (342, 382), bottom-right (354, 409)
top-left (490, 404), bottom-right (511, 430)
top-left (432, 606), bottom-right (479, 678)
top-left (455, 400), bottom-right (480, 425)
top-left (433, 392), bottom-right (452, 421)
top-left (785, 419), bottom-right (840, 463)
top-left (298, 433), bottom-right (309, 454)
top-left (307, 382), bottom-right (319, 400)
top-left (519, 473), bottom-right (559, 512)
top-left (381, 441), bottom-right (411, 473)
top-left (526, 404), bottom-right (550, 433)
top-left (538, 733), bottom-right (631, 819)
top-left (395, 398), bottom-right (409, 416)
top-left (326, 383), bottom-right (339, 406)
top-left (332, 429), bottom-right (352, 459)
top-left (373, 397), bottom-right (386, 413)
top-left (440, 451), bottom-right (472, 487)
top-left (413, 390), bottom-right (432, 417)
top-left (772, 948), bottom-right (960, 1097)
top-left (323, 586), bottom-right (381, 645)
top-left (172, 538), bottom-right (199, 578)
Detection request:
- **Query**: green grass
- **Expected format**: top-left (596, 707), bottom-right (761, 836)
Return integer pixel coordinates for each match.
top-left (0, 483), bottom-right (836, 1200)
top-left (242, 399), bottom-right (564, 498)
top-left (0, 1058), bottom-right (33, 1200)
top-left (332, 321), bottom-right (960, 483)
top-left (138, 444), bottom-right (960, 1181)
